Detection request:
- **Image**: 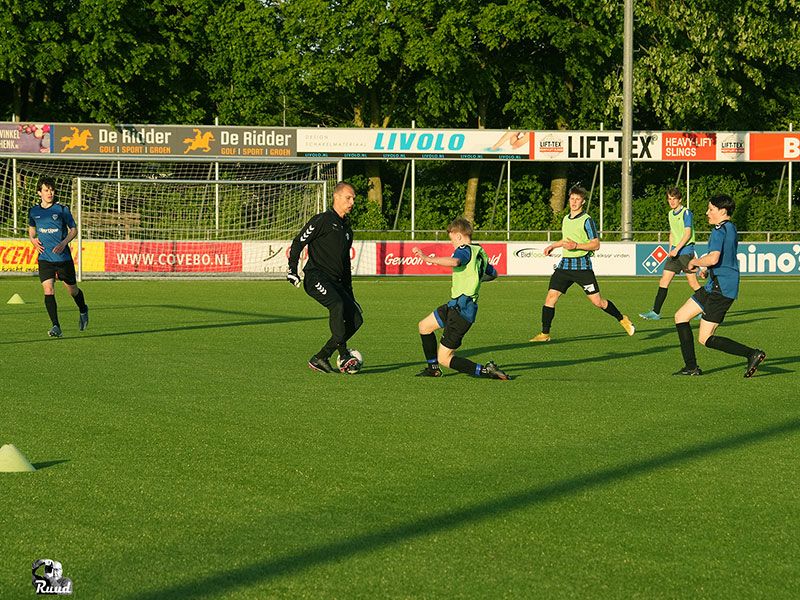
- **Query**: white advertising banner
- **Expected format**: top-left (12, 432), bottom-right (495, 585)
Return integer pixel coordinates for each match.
top-left (507, 242), bottom-right (637, 276)
top-left (297, 128), bottom-right (531, 160)
top-left (242, 241), bottom-right (292, 274)
top-left (241, 240), bottom-right (377, 276)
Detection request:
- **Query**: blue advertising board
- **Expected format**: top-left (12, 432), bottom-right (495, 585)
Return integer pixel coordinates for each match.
top-left (636, 243), bottom-right (800, 276)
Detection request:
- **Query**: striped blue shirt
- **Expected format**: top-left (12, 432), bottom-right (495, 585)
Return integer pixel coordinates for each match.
top-left (556, 214), bottom-right (598, 271)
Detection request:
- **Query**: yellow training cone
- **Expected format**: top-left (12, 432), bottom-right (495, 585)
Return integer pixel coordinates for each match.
top-left (0, 444), bottom-right (36, 472)
top-left (7, 293), bottom-right (25, 304)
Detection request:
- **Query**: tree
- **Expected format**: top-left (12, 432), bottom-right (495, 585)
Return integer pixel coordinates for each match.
top-left (0, 0), bottom-right (72, 120)
top-left (202, 0), bottom-right (302, 126)
top-left (63, 0), bottom-right (213, 123)
top-left (634, 0), bottom-right (800, 130)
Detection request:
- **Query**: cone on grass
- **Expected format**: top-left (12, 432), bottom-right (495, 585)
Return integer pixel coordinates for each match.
top-left (7, 293), bottom-right (25, 304)
top-left (0, 444), bottom-right (36, 472)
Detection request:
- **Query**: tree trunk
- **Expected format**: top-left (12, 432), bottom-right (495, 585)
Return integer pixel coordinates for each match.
top-left (549, 164), bottom-right (569, 213)
top-left (464, 100), bottom-right (488, 224)
top-left (464, 163), bottom-right (480, 223)
top-left (365, 161), bottom-right (383, 208)
top-left (355, 87), bottom-right (384, 208)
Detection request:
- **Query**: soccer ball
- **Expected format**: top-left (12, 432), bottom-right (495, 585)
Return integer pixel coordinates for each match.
top-left (337, 349), bottom-right (363, 374)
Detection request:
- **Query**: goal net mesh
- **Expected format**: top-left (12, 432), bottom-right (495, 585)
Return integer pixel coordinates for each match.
top-left (0, 158), bottom-right (338, 278)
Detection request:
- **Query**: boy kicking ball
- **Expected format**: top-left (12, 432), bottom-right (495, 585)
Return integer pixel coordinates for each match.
top-left (413, 217), bottom-right (510, 380)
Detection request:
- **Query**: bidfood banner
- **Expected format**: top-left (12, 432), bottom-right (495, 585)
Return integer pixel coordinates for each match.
top-left (637, 242), bottom-right (800, 276)
top-left (507, 242), bottom-right (637, 275)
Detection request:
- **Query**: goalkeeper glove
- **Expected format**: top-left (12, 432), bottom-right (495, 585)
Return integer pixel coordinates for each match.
top-left (287, 271), bottom-right (301, 288)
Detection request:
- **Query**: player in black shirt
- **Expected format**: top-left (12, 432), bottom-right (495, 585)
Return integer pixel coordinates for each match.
top-left (288, 182), bottom-right (363, 373)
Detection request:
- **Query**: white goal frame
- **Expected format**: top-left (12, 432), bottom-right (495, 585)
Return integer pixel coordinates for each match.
top-left (75, 177), bottom-right (328, 280)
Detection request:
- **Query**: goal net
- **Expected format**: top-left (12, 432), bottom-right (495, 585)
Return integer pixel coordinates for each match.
top-left (0, 158), bottom-right (338, 278)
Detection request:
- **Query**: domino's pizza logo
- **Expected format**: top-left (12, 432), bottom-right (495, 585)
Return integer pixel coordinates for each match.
top-left (642, 245), bottom-right (669, 274)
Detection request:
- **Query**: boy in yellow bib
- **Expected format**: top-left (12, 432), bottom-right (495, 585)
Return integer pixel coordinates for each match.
top-left (413, 218), bottom-right (510, 379)
top-left (530, 186), bottom-right (635, 342)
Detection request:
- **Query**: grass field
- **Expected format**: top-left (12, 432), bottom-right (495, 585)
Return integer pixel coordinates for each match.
top-left (2, 275), bottom-right (799, 599)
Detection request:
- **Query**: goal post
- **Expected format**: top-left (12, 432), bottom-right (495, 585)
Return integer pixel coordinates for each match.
top-left (0, 156), bottom-right (339, 277)
top-left (76, 177), bottom-right (327, 279)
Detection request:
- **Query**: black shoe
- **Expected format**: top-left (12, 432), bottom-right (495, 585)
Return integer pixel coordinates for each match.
top-left (744, 350), bottom-right (766, 378)
top-left (338, 352), bottom-right (359, 374)
top-left (673, 366), bottom-right (703, 376)
top-left (308, 356), bottom-right (335, 373)
top-left (79, 307), bottom-right (89, 331)
top-left (482, 360), bottom-right (510, 380)
top-left (416, 365), bottom-right (442, 377)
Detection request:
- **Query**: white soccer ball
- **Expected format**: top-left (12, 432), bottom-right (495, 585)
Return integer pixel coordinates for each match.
top-left (337, 349), bottom-right (363, 374)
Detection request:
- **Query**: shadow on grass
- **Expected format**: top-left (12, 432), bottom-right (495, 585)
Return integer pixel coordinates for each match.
top-left (0, 309), bottom-right (323, 345)
top-left (129, 415), bottom-right (800, 600)
top-left (698, 354), bottom-right (799, 377)
top-left (729, 303), bottom-right (800, 317)
top-left (31, 459), bottom-right (70, 470)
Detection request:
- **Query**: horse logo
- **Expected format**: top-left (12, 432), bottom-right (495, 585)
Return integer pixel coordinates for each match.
top-left (60, 127), bottom-right (93, 151)
top-left (183, 129), bottom-right (215, 153)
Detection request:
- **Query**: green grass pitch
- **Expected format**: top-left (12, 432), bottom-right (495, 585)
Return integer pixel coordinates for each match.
top-left (2, 276), bottom-right (799, 598)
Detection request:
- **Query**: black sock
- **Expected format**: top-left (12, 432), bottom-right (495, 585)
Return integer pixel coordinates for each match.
top-left (653, 287), bottom-right (668, 314)
top-left (450, 355), bottom-right (480, 377)
top-left (676, 322), bottom-right (697, 369)
top-left (44, 295), bottom-right (59, 326)
top-left (705, 335), bottom-right (753, 358)
top-left (603, 299), bottom-right (623, 321)
top-left (542, 305), bottom-right (555, 334)
top-left (420, 333), bottom-right (438, 364)
top-left (72, 289), bottom-right (87, 313)
top-left (316, 341), bottom-right (335, 360)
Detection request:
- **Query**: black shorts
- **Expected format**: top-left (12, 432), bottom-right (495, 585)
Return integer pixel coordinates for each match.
top-left (692, 287), bottom-right (735, 324)
top-left (435, 302), bottom-right (473, 350)
top-left (663, 253), bottom-right (694, 273)
top-left (548, 268), bottom-right (600, 295)
top-left (303, 270), bottom-right (361, 315)
top-left (38, 260), bottom-right (77, 285)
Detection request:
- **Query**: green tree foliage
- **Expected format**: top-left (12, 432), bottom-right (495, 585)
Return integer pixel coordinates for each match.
top-left (65, 0), bottom-right (213, 123)
top-left (635, 0), bottom-right (800, 129)
top-left (0, 0), bottom-right (72, 120)
top-left (0, 0), bottom-right (797, 232)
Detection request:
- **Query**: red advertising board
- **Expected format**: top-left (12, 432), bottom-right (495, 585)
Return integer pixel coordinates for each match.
top-left (749, 133), bottom-right (800, 160)
top-left (105, 242), bottom-right (242, 272)
top-left (661, 132), bottom-right (716, 160)
top-left (376, 242), bottom-right (507, 275)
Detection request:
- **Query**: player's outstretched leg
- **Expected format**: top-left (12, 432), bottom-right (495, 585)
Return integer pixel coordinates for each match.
top-left (745, 349), bottom-right (766, 378)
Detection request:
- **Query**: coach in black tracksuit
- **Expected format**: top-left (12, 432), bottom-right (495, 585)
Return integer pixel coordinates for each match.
top-left (287, 181), bottom-right (363, 373)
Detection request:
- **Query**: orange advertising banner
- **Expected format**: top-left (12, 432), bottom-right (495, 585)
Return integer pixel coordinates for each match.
top-left (0, 240), bottom-right (105, 273)
top-left (661, 132), bottom-right (716, 160)
top-left (749, 133), bottom-right (800, 161)
top-left (0, 240), bottom-right (39, 272)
